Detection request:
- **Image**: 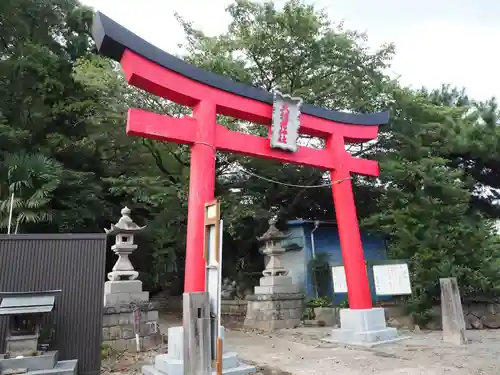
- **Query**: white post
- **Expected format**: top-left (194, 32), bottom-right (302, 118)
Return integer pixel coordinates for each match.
top-left (7, 192), bottom-right (14, 235)
top-left (217, 220), bottom-right (223, 334)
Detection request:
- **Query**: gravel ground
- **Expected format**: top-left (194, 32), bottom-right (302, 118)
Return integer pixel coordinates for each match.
top-left (100, 348), bottom-right (281, 375)
top-left (100, 313), bottom-right (500, 375)
top-left (226, 327), bottom-right (500, 375)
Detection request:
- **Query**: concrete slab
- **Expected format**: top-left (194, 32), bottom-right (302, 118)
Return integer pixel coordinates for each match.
top-left (143, 363), bottom-right (256, 375)
top-left (144, 326), bottom-right (255, 375)
top-left (3, 359), bottom-right (78, 375)
top-left (322, 308), bottom-right (408, 347)
top-left (30, 360), bottom-right (78, 375)
top-left (0, 351), bottom-right (58, 371)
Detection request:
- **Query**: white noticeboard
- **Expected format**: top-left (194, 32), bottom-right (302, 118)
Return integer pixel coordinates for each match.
top-left (373, 263), bottom-right (412, 296)
top-left (331, 266), bottom-right (348, 293)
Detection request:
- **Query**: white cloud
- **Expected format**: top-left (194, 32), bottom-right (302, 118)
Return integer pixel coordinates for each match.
top-left (388, 20), bottom-right (500, 101)
top-left (82, 0), bottom-right (500, 101)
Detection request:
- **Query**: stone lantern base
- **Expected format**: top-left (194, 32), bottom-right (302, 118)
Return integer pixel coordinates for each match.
top-left (244, 275), bottom-right (303, 331)
top-left (102, 280), bottom-right (160, 351)
top-left (244, 293), bottom-right (303, 331)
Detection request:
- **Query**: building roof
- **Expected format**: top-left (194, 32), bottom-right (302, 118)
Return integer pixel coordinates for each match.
top-left (0, 290), bottom-right (61, 316)
top-left (287, 219), bottom-right (338, 226)
top-left (286, 219), bottom-right (389, 239)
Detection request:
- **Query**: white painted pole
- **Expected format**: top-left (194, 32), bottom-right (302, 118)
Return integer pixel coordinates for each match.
top-left (7, 192), bottom-right (14, 235)
top-left (135, 333), bottom-right (141, 353)
top-left (217, 219), bottom-right (223, 334)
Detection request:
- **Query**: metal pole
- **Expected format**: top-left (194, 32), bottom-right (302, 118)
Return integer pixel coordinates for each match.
top-left (7, 192), bottom-right (14, 235)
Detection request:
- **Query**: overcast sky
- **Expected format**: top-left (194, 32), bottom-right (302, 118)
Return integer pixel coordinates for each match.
top-left (82, 0), bottom-right (500, 102)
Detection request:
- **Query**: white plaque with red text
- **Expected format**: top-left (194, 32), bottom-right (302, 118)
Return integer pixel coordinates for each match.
top-left (270, 90), bottom-right (302, 152)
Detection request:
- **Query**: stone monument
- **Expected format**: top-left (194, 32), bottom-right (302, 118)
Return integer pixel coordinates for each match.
top-left (440, 277), bottom-right (466, 345)
top-left (244, 219), bottom-right (303, 331)
top-left (102, 207), bottom-right (159, 351)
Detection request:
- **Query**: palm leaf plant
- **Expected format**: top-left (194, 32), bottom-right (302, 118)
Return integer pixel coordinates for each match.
top-left (0, 153), bottom-right (62, 233)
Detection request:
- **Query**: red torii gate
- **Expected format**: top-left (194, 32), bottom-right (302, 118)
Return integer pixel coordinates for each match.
top-left (92, 12), bottom-right (389, 311)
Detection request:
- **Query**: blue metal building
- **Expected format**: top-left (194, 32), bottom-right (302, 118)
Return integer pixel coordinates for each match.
top-left (279, 219), bottom-right (390, 304)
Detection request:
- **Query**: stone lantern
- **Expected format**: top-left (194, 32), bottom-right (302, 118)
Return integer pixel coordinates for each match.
top-left (258, 217), bottom-right (290, 277)
top-left (104, 206), bottom-right (146, 281)
top-left (244, 218), bottom-right (304, 331)
top-left (102, 207), bottom-right (159, 352)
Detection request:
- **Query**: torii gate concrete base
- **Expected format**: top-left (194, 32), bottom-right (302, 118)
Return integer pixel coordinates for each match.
top-left (322, 308), bottom-right (408, 347)
top-left (142, 327), bottom-right (255, 375)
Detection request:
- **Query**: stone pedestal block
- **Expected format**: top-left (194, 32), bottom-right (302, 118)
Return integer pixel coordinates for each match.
top-left (258, 275), bottom-right (293, 286)
top-left (253, 282), bottom-right (299, 294)
top-left (105, 280), bottom-right (143, 294)
top-left (142, 326), bottom-right (255, 375)
top-left (104, 280), bottom-right (149, 306)
top-left (102, 302), bottom-right (160, 351)
top-left (244, 293), bottom-right (303, 331)
top-left (322, 308), bottom-right (408, 347)
top-left (5, 334), bottom-right (38, 356)
top-left (0, 351), bottom-right (78, 375)
top-left (104, 291), bottom-right (150, 306)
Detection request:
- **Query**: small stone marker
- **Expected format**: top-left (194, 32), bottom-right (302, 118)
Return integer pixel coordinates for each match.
top-left (440, 277), bottom-right (466, 345)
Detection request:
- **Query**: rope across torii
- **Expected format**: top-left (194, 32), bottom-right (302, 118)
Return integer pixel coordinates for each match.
top-left (91, 12), bottom-right (389, 311)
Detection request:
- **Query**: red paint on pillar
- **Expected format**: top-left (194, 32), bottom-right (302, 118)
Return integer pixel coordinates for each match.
top-left (327, 134), bottom-right (372, 310)
top-left (184, 101), bottom-right (217, 293)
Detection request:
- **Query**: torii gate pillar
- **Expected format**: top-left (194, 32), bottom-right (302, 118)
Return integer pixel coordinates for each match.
top-left (92, 12), bottom-right (404, 348)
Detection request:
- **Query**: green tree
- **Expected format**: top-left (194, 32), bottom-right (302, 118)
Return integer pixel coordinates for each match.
top-left (0, 0), bottom-right (118, 234)
top-left (364, 88), bottom-right (500, 318)
top-left (170, 0), bottom-right (396, 278)
top-left (416, 86), bottom-right (500, 218)
top-left (5, 0), bottom-right (498, 302)
top-left (0, 153), bottom-right (62, 233)
top-left (71, 0), bottom-right (396, 285)
top-left (72, 54), bottom-right (193, 291)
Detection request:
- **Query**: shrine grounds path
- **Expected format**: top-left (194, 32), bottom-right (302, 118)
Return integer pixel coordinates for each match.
top-left (157, 313), bottom-right (499, 375)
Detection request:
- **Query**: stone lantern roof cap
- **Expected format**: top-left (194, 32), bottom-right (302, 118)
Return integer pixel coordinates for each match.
top-left (104, 206), bottom-right (146, 235)
top-left (257, 217), bottom-right (290, 242)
